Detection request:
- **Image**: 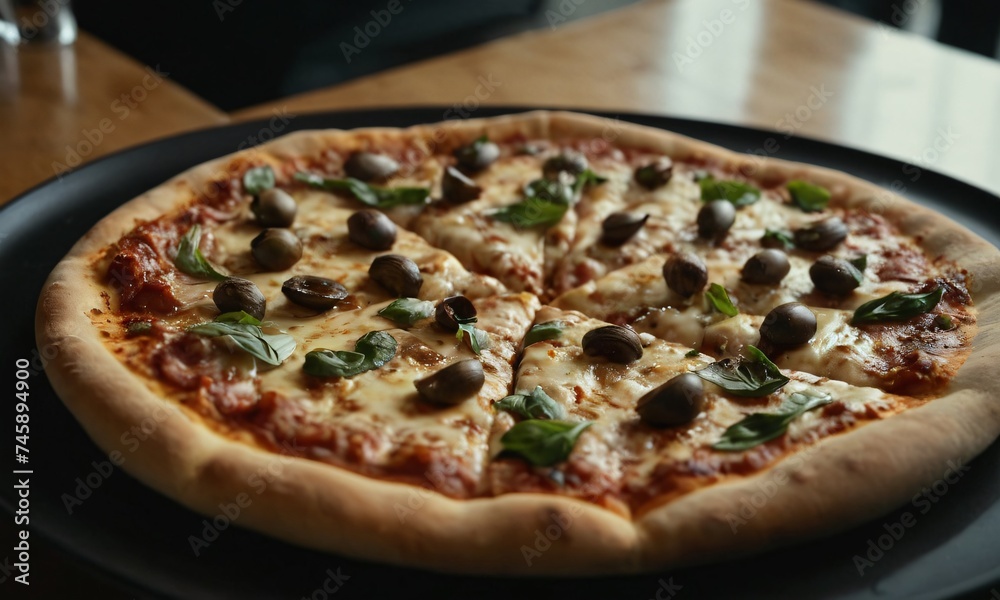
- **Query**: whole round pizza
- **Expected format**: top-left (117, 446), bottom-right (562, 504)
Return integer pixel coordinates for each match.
top-left (35, 111), bottom-right (1000, 574)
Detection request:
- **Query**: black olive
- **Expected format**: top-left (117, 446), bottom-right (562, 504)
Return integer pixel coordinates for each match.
top-left (809, 255), bottom-right (862, 295)
top-left (582, 325), bottom-right (643, 364)
top-left (213, 278), bottom-right (266, 321)
top-left (634, 157), bottom-right (674, 189)
top-left (414, 359), bottom-right (485, 405)
top-left (600, 213), bottom-right (649, 246)
top-left (347, 210), bottom-right (397, 251)
top-left (663, 252), bottom-right (709, 297)
top-left (251, 228), bottom-right (303, 271)
top-left (636, 372), bottom-right (705, 427)
top-left (454, 139), bottom-right (500, 172)
top-left (251, 188), bottom-right (297, 228)
top-left (794, 217), bottom-right (848, 252)
top-left (760, 302), bottom-right (817, 346)
top-left (369, 254), bottom-right (423, 297)
top-left (441, 166), bottom-right (482, 204)
top-left (344, 151), bottom-right (399, 182)
top-left (542, 152), bottom-right (588, 180)
top-left (697, 200), bottom-right (736, 240)
top-left (435, 295), bottom-right (477, 331)
top-left (281, 275), bottom-right (348, 311)
top-left (742, 249), bottom-right (791, 285)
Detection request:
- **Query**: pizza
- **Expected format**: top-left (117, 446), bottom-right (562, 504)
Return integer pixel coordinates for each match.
top-left (35, 111), bottom-right (1000, 574)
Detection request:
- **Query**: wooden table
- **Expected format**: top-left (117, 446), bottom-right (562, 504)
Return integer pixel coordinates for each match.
top-left (3, 0), bottom-right (1000, 597)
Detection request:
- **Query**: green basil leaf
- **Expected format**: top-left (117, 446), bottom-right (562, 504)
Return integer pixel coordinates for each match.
top-left (303, 330), bottom-right (397, 378)
top-left (524, 320), bottom-right (565, 347)
top-left (490, 198), bottom-right (569, 228)
top-left (127, 321), bottom-right (153, 336)
top-left (705, 283), bottom-right (739, 317)
top-left (295, 172), bottom-right (429, 208)
top-left (243, 166), bottom-right (275, 196)
top-left (695, 345), bottom-right (789, 397)
top-left (525, 178), bottom-right (575, 204)
top-left (714, 392), bottom-right (833, 451)
top-left (762, 229), bottom-right (795, 250)
top-left (500, 419), bottom-right (592, 467)
top-left (456, 322), bottom-right (490, 355)
top-left (700, 176), bottom-right (761, 207)
top-left (685, 349), bottom-right (700, 358)
top-left (934, 314), bottom-right (954, 330)
top-left (573, 169), bottom-right (608, 194)
top-left (851, 288), bottom-right (943, 325)
top-left (787, 180), bottom-right (831, 212)
top-left (216, 310), bottom-right (262, 325)
top-left (377, 298), bottom-right (435, 326)
top-left (849, 254), bottom-right (868, 272)
top-left (175, 225), bottom-right (227, 281)
top-left (495, 386), bottom-right (565, 420)
top-left (189, 313), bottom-right (296, 366)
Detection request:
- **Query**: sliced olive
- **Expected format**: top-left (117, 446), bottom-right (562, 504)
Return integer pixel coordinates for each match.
top-left (582, 325), bottom-right (643, 364)
top-left (281, 275), bottom-right (348, 311)
top-left (697, 200), bottom-right (736, 240)
top-left (347, 209), bottom-right (397, 251)
top-left (369, 254), bottom-right (423, 297)
top-left (601, 213), bottom-right (649, 246)
top-left (809, 255), bottom-right (862, 295)
top-left (794, 217), bottom-right (848, 252)
top-left (213, 278), bottom-right (266, 321)
top-left (251, 228), bottom-right (302, 271)
top-left (415, 359), bottom-right (485, 405)
top-left (542, 152), bottom-right (588, 180)
top-left (760, 302), bottom-right (817, 346)
top-left (634, 157), bottom-right (674, 189)
top-left (663, 252), bottom-right (709, 297)
top-left (742, 249), bottom-right (791, 285)
top-left (454, 138), bottom-right (500, 172)
top-left (636, 373), bottom-right (705, 427)
top-left (251, 188), bottom-right (297, 228)
top-left (435, 295), bottom-right (477, 331)
top-left (344, 151), bottom-right (399, 182)
top-left (441, 166), bottom-right (482, 204)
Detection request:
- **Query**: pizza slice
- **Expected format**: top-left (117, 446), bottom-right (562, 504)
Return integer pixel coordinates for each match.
top-left (487, 306), bottom-right (919, 517)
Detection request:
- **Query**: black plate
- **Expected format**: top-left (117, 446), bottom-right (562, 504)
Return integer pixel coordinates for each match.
top-left (2, 108), bottom-right (999, 600)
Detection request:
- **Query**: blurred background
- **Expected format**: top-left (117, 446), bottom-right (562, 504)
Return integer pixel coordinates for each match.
top-left (59, 0), bottom-right (1000, 111)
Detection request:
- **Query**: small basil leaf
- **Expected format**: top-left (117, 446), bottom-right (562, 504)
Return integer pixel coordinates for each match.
top-left (495, 386), bottom-right (565, 420)
top-left (787, 180), bottom-right (831, 212)
top-left (303, 349), bottom-right (366, 377)
top-left (700, 176), bottom-right (761, 207)
top-left (695, 345), bottom-right (789, 397)
top-left (377, 298), bottom-right (435, 326)
top-left (573, 169), bottom-right (608, 194)
top-left (524, 320), bottom-right (565, 347)
top-left (500, 419), bottom-right (592, 467)
top-left (456, 322), bottom-right (490, 355)
top-left (851, 288), bottom-right (943, 325)
top-left (714, 392), bottom-right (833, 451)
top-left (705, 283), bottom-right (739, 317)
top-left (127, 322), bottom-right (153, 336)
top-left (175, 225), bottom-right (227, 281)
top-left (490, 198), bottom-right (569, 228)
top-left (762, 229), bottom-right (795, 249)
top-left (295, 172), bottom-right (429, 208)
top-left (243, 166), bottom-right (276, 196)
top-left (525, 178), bottom-right (575, 205)
top-left (303, 330), bottom-right (398, 378)
top-left (189, 313), bottom-right (296, 366)
top-left (849, 254), bottom-right (867, 272)
top-left (934, 314), bottom-right (954, 330)
top-left (685, 349), bottom-right (700, 358)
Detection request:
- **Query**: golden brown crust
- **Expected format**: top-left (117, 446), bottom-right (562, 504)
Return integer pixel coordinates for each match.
top-left (36, 111), bottom-right (1000, 574)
